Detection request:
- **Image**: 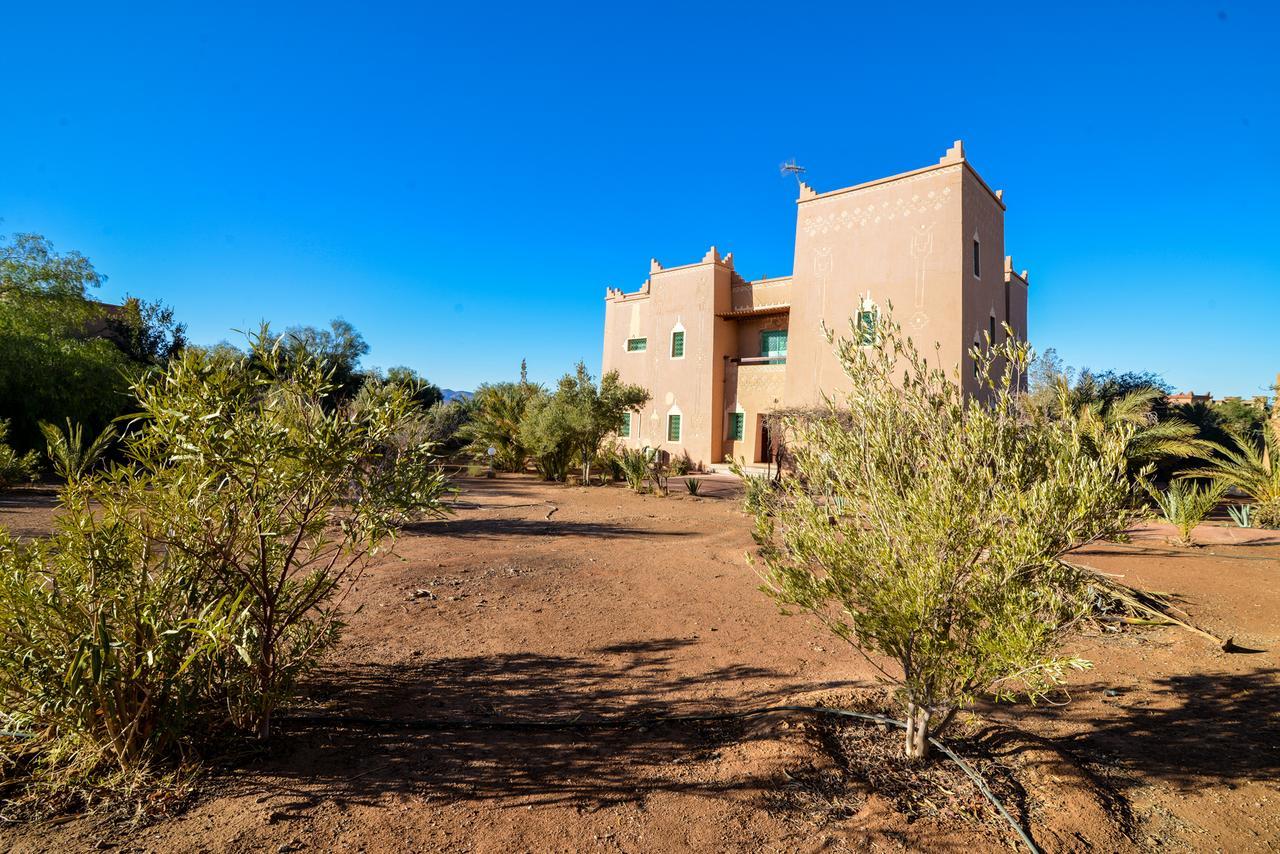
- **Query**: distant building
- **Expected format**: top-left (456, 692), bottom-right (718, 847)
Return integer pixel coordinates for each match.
top-left (1167, 391), bottom-right (1213, 407)
top-left (601, 142), bottom-right (1029, 468)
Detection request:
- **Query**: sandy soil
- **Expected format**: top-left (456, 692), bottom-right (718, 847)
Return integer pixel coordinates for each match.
top-left (1, 476), bottom-right (1278, 853)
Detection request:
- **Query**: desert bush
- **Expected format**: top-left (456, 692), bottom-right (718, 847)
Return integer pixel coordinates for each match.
top-left (0, 484), bottom-right (237, 781)
top-left (39, 418), bottom-right (117, 482)
top-left (1183, 423), bottom-right (1280, 528)
top-left (0, 419), bottom-right (39, 487)
top-left (120, 329), bottom-right (452, 738)
top-left (421, 400), bottom-right (472, 452)
top-left (670, 451), bottom-right (694, 476)
top-left (1145, 479), bottom-right (1227, 545)
top-left (683, 477), bottom-right (701, 496)
top-left (750, 310), bottom-right (1139, 759)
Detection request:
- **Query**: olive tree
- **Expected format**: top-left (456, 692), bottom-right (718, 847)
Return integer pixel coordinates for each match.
top-left (751, 310), bottom-right (1139, 760)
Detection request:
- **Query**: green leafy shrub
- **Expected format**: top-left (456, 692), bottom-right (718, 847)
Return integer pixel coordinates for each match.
top-left (0, 485), bottom-right (237, 782)
top-left (39, 418), bottom-right (117, 482)
top-left (617, 448), bottom-right (650, 493)
top-left (0, 419), bottom-right (39, 487)
top-left (1146, 479), bottom-right (1227, 545)
top-left (0, 327), bottom-right (453, 801)
top-left (750, 310), bottom-right (1139, 759)
top-left (670, 451), bottom-right (694, 476)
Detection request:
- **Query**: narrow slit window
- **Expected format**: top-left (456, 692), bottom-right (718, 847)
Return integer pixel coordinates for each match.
top-left (667, 413), bottom-right (681, 442)
top-left (729, 412), bottom-right (744, 441)
top-left (671, 330), bottom-right (685, 358)
top-left (626, 337), bottom-right (647, 352)
top-left (988, 315), bottom-right (996, 343)
top-left (972, 239), bottom-right (981, 277)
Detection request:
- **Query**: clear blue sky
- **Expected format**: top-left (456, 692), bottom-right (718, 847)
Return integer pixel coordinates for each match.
top-left (2, 2), bottom-right (1277, 396)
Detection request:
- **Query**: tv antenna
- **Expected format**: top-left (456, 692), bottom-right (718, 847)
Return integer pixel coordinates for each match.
top-left (780, 159), bottom-right (806, 186)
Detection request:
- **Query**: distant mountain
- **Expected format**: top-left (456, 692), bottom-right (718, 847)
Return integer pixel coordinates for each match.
top-left (441, 388), bottom-right (473, 403)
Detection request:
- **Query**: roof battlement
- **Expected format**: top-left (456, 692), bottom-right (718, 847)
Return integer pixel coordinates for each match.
top-left (796, 140), bottom-right (1004, 210)
top-left (606, 245), bottom-right (743, 301)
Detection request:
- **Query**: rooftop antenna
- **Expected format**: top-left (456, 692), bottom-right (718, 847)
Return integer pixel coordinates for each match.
top-left (780, 159), bottom-right (806, 187)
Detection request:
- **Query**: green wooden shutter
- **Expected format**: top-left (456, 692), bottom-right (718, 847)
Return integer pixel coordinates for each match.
top-left (671, 330), bottom-right (685, 358)
top-left (627, 337), bottom-right (647, 352)
top-left (620, 412), bottom-right (631, 437)
top-left (667, 414), bottom-right (681, 442)
top-left (857, 310), bottom-right (876, 346)
top-left (729, 412), bottom-right (744, 440)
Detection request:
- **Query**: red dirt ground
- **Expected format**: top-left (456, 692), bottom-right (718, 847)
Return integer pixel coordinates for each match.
top-left (1, 476), bottom-right (1278, 853)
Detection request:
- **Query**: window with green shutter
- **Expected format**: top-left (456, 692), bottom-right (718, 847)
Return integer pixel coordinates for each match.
top-left (670, 330), bottom-right (685, 358)
top-left (728, 412), bottom-right (744, 441)
top-left (667, 414), bottom-right (681, 442)
top-left (760, 330), bottom-right (788, 359)
top-left (857, 309), bottom-right (877, 346)
top-left (620, 411), bottom-right (631, 437)
top-left (626, 337), bottom-right (647, 352)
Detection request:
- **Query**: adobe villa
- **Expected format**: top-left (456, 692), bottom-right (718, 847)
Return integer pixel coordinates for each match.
top-left (602, 141), bottom-right (1030, 467)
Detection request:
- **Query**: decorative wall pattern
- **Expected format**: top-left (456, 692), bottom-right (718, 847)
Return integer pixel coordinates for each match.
top-left (799, 165), bottom-right (959, 237)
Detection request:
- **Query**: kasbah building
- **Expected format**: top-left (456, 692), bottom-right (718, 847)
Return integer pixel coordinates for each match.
top-left (601, 141), bottom-right (1030, 469)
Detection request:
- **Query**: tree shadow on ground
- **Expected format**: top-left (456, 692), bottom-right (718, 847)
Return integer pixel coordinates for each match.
top-left (403, 517), bottom-right (696, 540)
top-left (997, 668), bottom-right (1280, 792)
top-left (239, 638), bottom-right (866, 814)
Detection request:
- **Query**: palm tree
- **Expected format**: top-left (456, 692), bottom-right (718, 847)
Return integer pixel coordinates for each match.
top-left (1182, 420), bottom-right (1280, 528)
top-left (1068, 385), bottom-right (1216, 472)
top-left (461, 381), bottom-right (538, 472)
top-left (38, 418), bottom-right (117, 481)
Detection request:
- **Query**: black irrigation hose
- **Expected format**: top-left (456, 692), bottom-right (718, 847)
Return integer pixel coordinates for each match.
top-left (284, 704), bottom-right (1040, 854)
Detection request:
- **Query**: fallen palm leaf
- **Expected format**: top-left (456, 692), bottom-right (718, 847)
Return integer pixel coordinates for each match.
top-left (1065, 560), bottom-right (1232, 649)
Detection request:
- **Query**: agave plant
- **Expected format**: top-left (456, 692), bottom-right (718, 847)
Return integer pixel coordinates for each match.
top-left (38, 418), bottom-right (117, 482)
top-left (684, 476), bottom-right (701, 496)
top-left (1183, 422), bottom-right (1280, 529)
top-left (1226, 503), bottom-right (1254, 529)
top-left (1145, 479), bottom-right (1228, 545)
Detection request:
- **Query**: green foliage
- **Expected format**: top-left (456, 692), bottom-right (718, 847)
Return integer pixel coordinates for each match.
top-left (751, 310), bottom-right (1139, 759)
top-left (121, 328), bottom-right (452, 737)
top-left (0, 328), bottom-right (453, 799)
top-left (105, 296), bottom-right (186, 367)
top-left (0, 233), bottom-right (137, 451)
top-left (421, 400), bottom-right (472, 453)
top-left (683, 477), bottom-right (701, 496)
top-left (0, 487), bottom-right (238, 778)
top-left (0, 419), bottom-right (40, 488)
top-left (463, 379), bottom-right (539, 472)
top-left (617, 447), bottom-right (650, 493)
top-left (519, 389), bottom-right (576, 481)
top-left (39, 418), bottom-right (117, 482)
top-left (514, 363), bottom-right (649, 485)
top-left (278, 318), bottom-right (370, 401)
top-left (1226, 503), bottom-right (1253, 529)
top-left (1144, 479), bottom-right (1227, 545)
top-left (380, 366), bottom-right (444, 410)
top-left (670, 451), bottom-right (694, 476)
top-left (1182, 422), bottom-right (1280, 528)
